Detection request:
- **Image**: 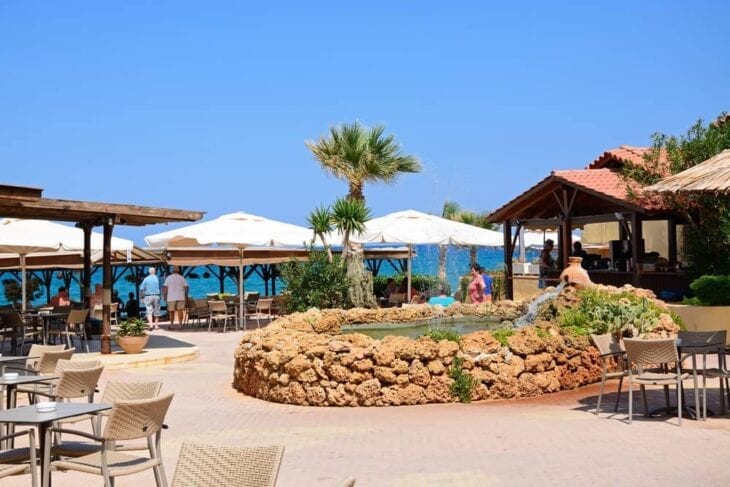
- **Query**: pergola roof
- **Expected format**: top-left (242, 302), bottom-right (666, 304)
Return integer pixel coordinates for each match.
top-left (0, 184), bottom-right (204, 226)
top-left (0, 247), bottom-right (164, 270)
top-left (488, 168), bottom-right (671, 223)
top-left (588, 145), bottom-right (670, 176)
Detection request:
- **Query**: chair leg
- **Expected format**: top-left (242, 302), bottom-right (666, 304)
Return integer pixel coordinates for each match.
top-left (614, 375), bottom-right (624, 412)
top-left (677, 381), bottom-right (683, 426)
top-left (595, 374), bottom-right (606, 415)
top-left (628, 380), bottom-right (633, 424)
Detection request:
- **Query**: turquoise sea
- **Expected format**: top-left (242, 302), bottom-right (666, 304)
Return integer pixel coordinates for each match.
top-left (1, 245), bottom-right (539, 307)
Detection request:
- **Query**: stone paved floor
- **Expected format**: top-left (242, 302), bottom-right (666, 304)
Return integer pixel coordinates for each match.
top-left (5, 324), bottom-right (730, 486)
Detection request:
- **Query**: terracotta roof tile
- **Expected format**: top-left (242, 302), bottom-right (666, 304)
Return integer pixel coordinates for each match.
top-left (554, 169), bottom-right (668, 211)
top-left (588, 145), bottom-right (670, 176)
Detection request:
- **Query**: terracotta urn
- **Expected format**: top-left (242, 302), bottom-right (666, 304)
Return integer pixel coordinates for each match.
top-left (559, 257), bottom-right (593, 287)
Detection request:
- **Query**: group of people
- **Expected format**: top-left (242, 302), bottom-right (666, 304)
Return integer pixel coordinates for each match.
top-left (139, 266), bottom-right (189, 330)
top-left (538, 239), bottom-right (589, 288)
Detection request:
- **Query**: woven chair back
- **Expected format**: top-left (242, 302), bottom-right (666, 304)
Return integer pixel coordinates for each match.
top-left (26, 344), bottom-right (66, 371)
top-left (207, 300), bottom-right (227, 313)
top-left (66, 309), bottom-right (89, 325)
top-left (171, 443), bottom-right (284, 487)
top-left (624, 338), bottom-right (678, 367)
top-left (37, 349), bottom-right (75, 374)
top-left (101, 381), bottom-right (163, 403)
top-left (590, 333), bottom-right (624, 356)
top-left (2, 311), bottom-right (24, 327)
top-left (54, 364), bottom-right (104, 399)
top-left (103, 393), bottom-right (174, 441)
top-left (54, 359), bottom-right (101, 372)
top-left (256, 298), bottom-right (273, 313)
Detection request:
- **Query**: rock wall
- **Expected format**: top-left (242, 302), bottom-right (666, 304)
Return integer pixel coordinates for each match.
top-left (233, 301), bottom-right (608, 406)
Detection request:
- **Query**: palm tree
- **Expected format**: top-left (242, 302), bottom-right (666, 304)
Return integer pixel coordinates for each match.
top-left (442, 203), bottom-right (497, 267)
top-left (331, 197), bottom-right (371, 258)
top-left (306, 121), bottom-right (422, 201)
top-left (307, 205), bottom-right (334, 262)
top-left (438, 201), bottom-right (461, 280)
top-left (331, 197), bottom-right (375, 308)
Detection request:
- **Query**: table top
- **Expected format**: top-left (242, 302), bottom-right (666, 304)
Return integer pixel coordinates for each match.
top-left (0, 402), bottom-right (111, 424)
top-left (0, 374), bottom-right (58, 386)
top-left (0, 355), bottom-right (36, 364)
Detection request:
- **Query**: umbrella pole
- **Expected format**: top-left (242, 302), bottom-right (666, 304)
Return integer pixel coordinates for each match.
top-left (407, 244), bottom-right (412, 302)
top-left (20, 254), bottom-right (27, 311)
top-left (239, 248), bottom-right (245, 331)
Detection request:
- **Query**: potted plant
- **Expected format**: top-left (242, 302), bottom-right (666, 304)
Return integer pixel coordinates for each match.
top-left (114, 317), bottom-right (149, 354)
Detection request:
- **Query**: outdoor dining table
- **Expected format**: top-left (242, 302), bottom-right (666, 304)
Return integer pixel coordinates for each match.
top-left (678, 334), bottom-right (727, 420)
top-left (0, 370), bottom-right (54, 409)
top-left (23, 311), bottom-right (69, 345)
top-left (0, 402), bottom-right (111, 486)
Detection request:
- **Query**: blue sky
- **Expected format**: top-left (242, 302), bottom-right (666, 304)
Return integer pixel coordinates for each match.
top-left (1, 1), bottom-right (728, 244)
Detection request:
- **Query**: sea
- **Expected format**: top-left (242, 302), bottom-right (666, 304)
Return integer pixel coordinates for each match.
top-left (1, 245), bottom-right (540, 307)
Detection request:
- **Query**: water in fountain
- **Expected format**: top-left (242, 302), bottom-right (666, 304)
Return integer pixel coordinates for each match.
top-left (513, 281), bottom-right (568, 328)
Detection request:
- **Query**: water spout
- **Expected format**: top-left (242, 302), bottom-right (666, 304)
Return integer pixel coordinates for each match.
top-left (513, 281), bottom-right (567, 328)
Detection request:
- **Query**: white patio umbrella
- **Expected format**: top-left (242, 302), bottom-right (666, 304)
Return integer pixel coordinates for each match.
top-left (145, 212), bottom-right (311, 327)
top-left (0, 219), bottom-right (133, 310)
top-left (345, 210), bottom-right (504, 300)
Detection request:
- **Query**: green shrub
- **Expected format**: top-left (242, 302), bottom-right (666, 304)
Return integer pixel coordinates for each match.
top-left (488, 271), bottom-right (505, 301)
top-left (448, 356), bottom-right (478, 403)
top-left (372, 274), bottom-right (449, 297)
top-left (557, 288), bottom-right (665, 336)
top-left (279, 250), bottom-right (350, 312)
top-left (423, 328), bottom-right (461, 344)
top-left (491, 328), bottom-right (513, 346)
top-left (2, 277), bottom-right (42, 307)
top-left (689, 275), bottom-right (730, 305)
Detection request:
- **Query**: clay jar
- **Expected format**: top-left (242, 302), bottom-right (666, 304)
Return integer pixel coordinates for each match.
top-left (559, 257), bottom-right (593, 287)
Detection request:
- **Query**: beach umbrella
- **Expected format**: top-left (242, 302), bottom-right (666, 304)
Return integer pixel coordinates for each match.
top-left (646, 149), bottom-right (730, 194)
top-left (0, 219), bottom-right (133, 310)
top-left (145, 212), bottom-right (311, 327)
top-left (345, 210), bottom-right (504, 299)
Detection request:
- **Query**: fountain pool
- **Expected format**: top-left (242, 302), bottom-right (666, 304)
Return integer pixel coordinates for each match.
top-left (341, 316), bottom-right (504, 340)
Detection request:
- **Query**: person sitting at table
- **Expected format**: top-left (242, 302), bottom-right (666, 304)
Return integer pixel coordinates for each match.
top-left (383, 278), bottom-right (398, 299)
top-left (113, 290), bottom-right (124, 309)
top-left (89, 283), bottom-right (103, 309)
top-left (50, 286), bottom-right (71, 307)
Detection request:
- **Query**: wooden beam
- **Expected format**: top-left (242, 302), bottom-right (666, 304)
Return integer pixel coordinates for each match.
top-left (503, 219), bottom-right (513, 300)
top-left (101, 219), bottom-right (114, 355)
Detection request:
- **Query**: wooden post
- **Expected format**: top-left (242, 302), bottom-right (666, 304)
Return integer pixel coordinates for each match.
top-left (81, 223), bottom-right (92, 308)
top-left (630, 212), bottom-right (641, 287)
top-left (101, 218), bottom-right (114, 355)
top-left (503, 219), bottom-right (513, 300)
top-left (561, 217), bottom-right (572, 269)
top-left (667, 219), bottom-right (677, 268)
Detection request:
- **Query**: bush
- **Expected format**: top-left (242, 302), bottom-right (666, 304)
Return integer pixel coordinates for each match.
top-left (2, 277), bottom-right (42, 307)
top-left (448, 356), bottom-right (478, 403)
top-left (372, 274), bottom-right (449, 297)
top-left (423, 328), bottom-right (461, 344)
top-left (557, 288), bottom-right (666, 336)
top-left (491, 328), bottom-right (513, 346)
top-left (689, 275), bottom-right (730, 305)
top-left (279, 250), bottom-right (350, 312)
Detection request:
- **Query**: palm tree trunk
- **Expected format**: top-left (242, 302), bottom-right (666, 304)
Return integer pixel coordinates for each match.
top-left (348, 182), bottom-right (365, 201)
top-left (438, 245), bottom-right (447, 281)
top-left (470, 246), bottom-right (477, 267)
top-left (318, 232), bottom-right (333, 263)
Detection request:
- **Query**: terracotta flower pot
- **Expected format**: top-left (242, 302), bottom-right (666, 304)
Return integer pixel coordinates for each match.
top-left (117, 334), bottom-right (149, 354)
top-left (559, 257), bottom-right (593, 286)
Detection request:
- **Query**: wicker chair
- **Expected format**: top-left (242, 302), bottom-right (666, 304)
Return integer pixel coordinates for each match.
top-left (678, 330), bottom-right (729, 417)
top-left (186, 299), bottom-right (210, 328)
top-left (52, 380), bottom-right (164, 459)
top-left (207, 300), bottom-right (236, 333)
top-left (623, 338), bottom-right (699, 426)
top-left (4, 343), bottom-right (67, 374)
top-left (590, 333), bottom-right (629, 414)
top-left (254, 298), bottom-right (274, 328)
top-left (49, 393), bottom-right (174, 487)
top-left (0, 311), bottom-right (40, 355)
top-left (0, 429), bottom-right (38, 487)
top-left (171, 442), bottom-right (284, 487)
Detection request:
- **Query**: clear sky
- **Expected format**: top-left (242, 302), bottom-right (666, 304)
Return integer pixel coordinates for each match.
top-left (1, 1), bottom-right (728, 245)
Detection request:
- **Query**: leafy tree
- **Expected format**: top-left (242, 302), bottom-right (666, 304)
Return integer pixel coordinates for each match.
top-left (331, 197), bottom-right (370, 256)
top-left (306, 121), bottom-right (422, 201)
top-left (625, 113), bottom-right (730, 277)
top-left (279, 250), bottom-right (350, 312)
top-left (2, 277), bottom-right (42, 307)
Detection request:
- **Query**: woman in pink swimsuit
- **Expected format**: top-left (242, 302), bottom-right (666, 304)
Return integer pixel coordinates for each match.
top-left (468, 263), bottom-right (487, 304)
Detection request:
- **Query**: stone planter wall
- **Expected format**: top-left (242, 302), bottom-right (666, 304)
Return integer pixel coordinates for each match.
top-left (233, 301), bottom-right (607, 407)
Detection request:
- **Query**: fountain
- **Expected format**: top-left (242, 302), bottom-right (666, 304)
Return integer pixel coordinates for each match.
top-left (513, 281), bottom-right (567, 328)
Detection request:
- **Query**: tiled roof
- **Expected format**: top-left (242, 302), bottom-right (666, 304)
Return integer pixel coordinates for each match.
top-left (553, 169), bottom-right (667, 211)
top-left (588, 145), bottom-right (670, 176)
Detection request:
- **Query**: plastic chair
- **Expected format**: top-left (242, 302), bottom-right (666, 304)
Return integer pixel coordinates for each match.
top-left (254, 298), bottom-right (274, 328)
top-left (207, 301), bottom-right (236, 333)
top-left (590, 333), bottom-right (628, 414)
top-left (171, 442), bottom-right (284, 487)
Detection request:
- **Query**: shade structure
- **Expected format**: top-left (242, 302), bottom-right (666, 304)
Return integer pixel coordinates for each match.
top-left (646, 149), bottom-right (730, 194)
top-left (0, 219), bottom-right (133, 310)
top-left (338, 210), bottom-right (503, 300)
top-left (145, 212), bottom-right (311, 327)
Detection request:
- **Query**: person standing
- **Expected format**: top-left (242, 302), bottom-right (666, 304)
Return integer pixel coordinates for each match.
top-left (163, 266), bottom-right (188, 329)
top-left (468, 263), bottom-right (487, 304)
top-left (539, 239), bottom-right (556, 289)
top-left (49, 286), bottom-right (71, 307)
top-left (140, 267), bottom-right (162, 330)
top-left (479, 267), bottom-right (493, 303)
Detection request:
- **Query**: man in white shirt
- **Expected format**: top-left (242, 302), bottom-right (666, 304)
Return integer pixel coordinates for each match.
top-left (163, 266), bottom-right (188, 329)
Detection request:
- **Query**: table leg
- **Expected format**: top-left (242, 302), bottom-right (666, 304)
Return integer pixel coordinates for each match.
top-left (40, 422), bottom-right (50, 487)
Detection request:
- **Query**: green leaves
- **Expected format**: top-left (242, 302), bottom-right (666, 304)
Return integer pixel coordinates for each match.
top-left (306, 121), bottom-right (422, 200)
top-left (279, 250), bottom-right (350, 313)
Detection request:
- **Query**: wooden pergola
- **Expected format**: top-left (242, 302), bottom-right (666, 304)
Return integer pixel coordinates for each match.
top-left (487, 148), bottom-right (688, 300)
top-left (0, 183), bottom-right (204, 354)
